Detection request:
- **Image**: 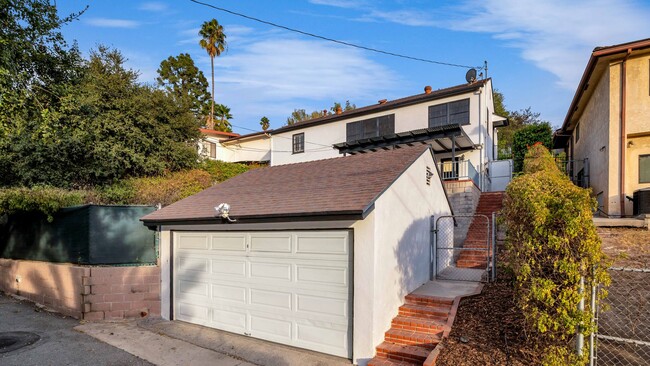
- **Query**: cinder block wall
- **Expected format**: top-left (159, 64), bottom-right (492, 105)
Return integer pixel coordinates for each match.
top-left (83, 266), bottom-right (160, 321)
top-left (443, 180), bottom-right (481, 245)
top-left (0, 259), bottom-right (160, 320)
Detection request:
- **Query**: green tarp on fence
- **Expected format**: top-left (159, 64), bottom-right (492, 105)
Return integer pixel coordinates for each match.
top-left (0, 205), bottom-right (156, 265)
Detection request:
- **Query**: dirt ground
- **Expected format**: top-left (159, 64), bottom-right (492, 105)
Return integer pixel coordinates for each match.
top-left (597, 227), bottom-right (650, 268)
top-left (437, 227), bottom-right (650, 365)
top-left (435, 278), bottom-right (542, 366)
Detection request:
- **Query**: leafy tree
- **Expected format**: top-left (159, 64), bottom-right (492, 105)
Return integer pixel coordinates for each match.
top-left (156, 53), bottom-right (211, 124)
top-left (260, 116), bottom-right (270, 131)
top-left (0, 0), bottom-right (86, 185)
top-left (330, 100), bottom-right (356, 113)
top-left (198, 19), bottom-right (226, 130)
top-left (494, 89), bottom-right (547, 159)
top-left (213, 103), bottom-right (232, 132)
top-left (493, 89), bottom-right (509, 119)
top-left (286, 109), bottom-right (308, 125)
top-left (512, 122), bottom-right (553, 172)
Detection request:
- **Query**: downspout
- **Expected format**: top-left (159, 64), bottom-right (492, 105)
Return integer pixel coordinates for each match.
top-left (619, 49), bottom-right (631, 216)
top-left (478, 86), bottom-right (483, 190)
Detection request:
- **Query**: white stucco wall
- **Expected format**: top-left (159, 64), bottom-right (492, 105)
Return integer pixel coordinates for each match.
top-left (271, 82), bottom-right (496, 167)
top-left (220, 135), bottom-right (271, 162)
top-left (355, 149), bottom-right (452, 364)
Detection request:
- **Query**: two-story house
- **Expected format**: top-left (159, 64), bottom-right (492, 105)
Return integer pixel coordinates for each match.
top-left (199, 129), bottom-right (271, 164)
top-left (270, 79), bottom-right (508, 191)
top-left (553, 38), bottom-right (650, 217)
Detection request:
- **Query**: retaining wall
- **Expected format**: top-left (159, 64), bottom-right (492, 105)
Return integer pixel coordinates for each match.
top-left (0, 258), bottom-right (160, 320)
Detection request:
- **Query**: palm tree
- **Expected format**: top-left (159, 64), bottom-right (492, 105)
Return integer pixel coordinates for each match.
top-left (260, 116), bottom-right (270, 131)
top-left (199, 19), bottom-right (226, 130)
top-left (214, 104), bottom-right (232, 131)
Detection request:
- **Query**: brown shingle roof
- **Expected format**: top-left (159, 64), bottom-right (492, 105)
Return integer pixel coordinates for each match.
top-left (141, 145), bottom-right (431, 225)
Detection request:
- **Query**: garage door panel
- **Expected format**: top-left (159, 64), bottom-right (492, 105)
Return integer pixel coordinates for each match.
top-left (211, 259), bottom-right (246, 276)
top-left (297, 293), bottom-right (348, 318)
top-left (177, 234), bottom-right (209, 250)
top-left (174, 230), bottom-right (351, 359)
top-left (211, 308), bottom-right (247, 331)
top-left (250, 314), bottom-right (293, 340)
top-left (296, 235), bottom-right (349, 255)
top-left (210, 233), bottom-right (247, 251)
top-left (211, 283), bottom-right (247, 303)
top-left (296, 265), bottom-right (348, 287)
top-left (249, 233), bottom-right (292, 252)
top-left (177, 256), bottom-right (209, 273)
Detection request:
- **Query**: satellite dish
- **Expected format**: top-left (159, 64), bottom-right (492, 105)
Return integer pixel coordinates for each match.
top-left (465, 68), bottom-right (477, 83)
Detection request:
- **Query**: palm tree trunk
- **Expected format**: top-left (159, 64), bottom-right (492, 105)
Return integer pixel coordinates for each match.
top-left (210, 56), bottom-right (215, 130)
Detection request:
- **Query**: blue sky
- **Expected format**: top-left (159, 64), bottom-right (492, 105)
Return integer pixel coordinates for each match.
top-left (56, 0), bottom-right (650, 134)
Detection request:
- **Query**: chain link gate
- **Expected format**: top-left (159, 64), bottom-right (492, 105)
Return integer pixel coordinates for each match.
top-left (592, 267), bottom-right (650, 365)
top-left (432, 214), bottom-right (495, 282)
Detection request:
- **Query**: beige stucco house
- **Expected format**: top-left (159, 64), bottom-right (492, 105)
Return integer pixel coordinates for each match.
top-left (554, 38), bottom-right (650, 217)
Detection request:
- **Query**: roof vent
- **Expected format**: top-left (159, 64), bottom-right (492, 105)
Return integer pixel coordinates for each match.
top-left (424, 86), bottom-right (432, 94)
top-left (378, 99), bottom-right (388, 104)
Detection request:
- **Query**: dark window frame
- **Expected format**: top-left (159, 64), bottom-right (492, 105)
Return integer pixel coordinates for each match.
top-left (640, 154), bottom-right (650, 183)
top-left (346, 114), bottom-right (395, 143)
top-left (292, 133), bottom-right (305, 154)
top-left (576, 123), bottom-right (580, 143)
top-left (428, 98), bottom-right (471, 128)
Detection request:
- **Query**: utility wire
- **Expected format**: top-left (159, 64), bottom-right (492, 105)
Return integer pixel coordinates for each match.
top-left (189, 0), bottom-right (480, 70)
top-left (227, 122), bottom-right (334, 148)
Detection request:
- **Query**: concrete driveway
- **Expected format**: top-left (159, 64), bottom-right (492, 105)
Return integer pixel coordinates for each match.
top-left (0, 293), bottom-right (151, 366)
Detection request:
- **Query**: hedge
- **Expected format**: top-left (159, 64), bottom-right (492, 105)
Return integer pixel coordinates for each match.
top-left (502, 143), bottom-right (610, 365)
top-left (0, 186), bottom-right (86, 222)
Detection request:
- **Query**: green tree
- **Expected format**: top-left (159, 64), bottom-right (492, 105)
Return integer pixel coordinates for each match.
top-left (198, 19), bottom-right (226, 130)
top-left (260, 116), bottom-right (270, 131)
top-left (156, 53), bottom-right (211, 124)
top-left (286, 109), bottom-right (308, 125)
top-left (213, 103), bottom-right (232, 132)
top-left (330, 100), bottom-right (356, 113)
top-left (512, 122), bottom-right (553, 172)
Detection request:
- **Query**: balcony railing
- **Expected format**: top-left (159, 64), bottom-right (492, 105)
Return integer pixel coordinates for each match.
top-left (555, 158), bottom-right (590, 188)
top-left (438, 160), bottom-right (480, 187)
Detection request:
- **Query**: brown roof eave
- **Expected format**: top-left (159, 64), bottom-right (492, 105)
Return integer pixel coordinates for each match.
top-left (561, 38), bottom-right (650, 133)
top-left (141, 210), bottom-right (366, 227)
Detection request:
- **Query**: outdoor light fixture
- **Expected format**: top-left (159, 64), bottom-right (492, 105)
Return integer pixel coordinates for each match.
top-left (215, 203), bottom-right (236, 222)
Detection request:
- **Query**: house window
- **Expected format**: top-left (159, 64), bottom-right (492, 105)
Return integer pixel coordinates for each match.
top-left (292, 133), bottom-right (304, 154)
top-left (640, 154), bottom-right (650, 183)
top-left (209, 142), bottom-right (216, 159)
top-left (576, 123), bottom-right (580, 143)
top-left (346, 114), bottom-right (395, 143)
top-left (428, 98), bottom-right (470, 128)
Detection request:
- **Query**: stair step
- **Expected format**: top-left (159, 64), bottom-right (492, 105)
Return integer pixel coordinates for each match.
top-left (398, 304), bottom-right (449, 319)
top-left (376, 341), bottom-right (433, 363)
top-left (456, 260), bottom-right (488, 269)
top-left (367, 356), bottom-right (420, 366)
top-left (391, 315), bottom-right (447, 332)
top-left (404, 294), bottom-right (454, 307)
top-left (385, 328), bottom-right (442, 347)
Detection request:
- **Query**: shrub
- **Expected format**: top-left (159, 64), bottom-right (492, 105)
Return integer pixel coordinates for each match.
top-left (0, 186), bottom-right (86, 221)
top-left (198, 159), bottom-right (262, 183)
top-left (502, 144), bottom-right (610, 365)
top-left (512, 122), bottom-right (553, 172)
top-left (98, 169), bottom-right (212, 206)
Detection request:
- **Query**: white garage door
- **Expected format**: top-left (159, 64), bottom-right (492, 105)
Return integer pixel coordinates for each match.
top-left (173, 230), bottom-right (352, 358)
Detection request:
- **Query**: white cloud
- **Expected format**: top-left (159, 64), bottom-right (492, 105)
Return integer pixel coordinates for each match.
top-left (85, 18), bottom-right (140, 28)
top-left (308, 0), bottom-right (367, 9)
top-left (442, 0), bottom-right (650, 89)
top-left (204, 37), bottom-right (398, 126)
top-left (361, 9), bottom-right (435, 27)
top-left (139, 2), bottom-right (168, 12)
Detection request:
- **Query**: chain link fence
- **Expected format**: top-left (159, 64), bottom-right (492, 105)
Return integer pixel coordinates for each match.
top-left (594, 267), bottom-right (650, 365)
top-left (433, 215), bottom-right (492, 282)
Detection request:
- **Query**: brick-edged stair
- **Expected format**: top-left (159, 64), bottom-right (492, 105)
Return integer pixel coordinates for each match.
top-left (456, 192), bottom-right (504, 269)
top-left (367, 294), bottom-right (453, 366)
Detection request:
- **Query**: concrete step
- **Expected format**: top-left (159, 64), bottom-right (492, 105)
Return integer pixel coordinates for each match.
top-left (391, 315), bottom-right (447, 333)
top-left (398, 304), bottom-right (450, 320)
top-left (404, 294), bottom-right (454, 307)
top-left (376, 341), bottom-right (433, 363)
top-left (385, 328), bottom-right (442, 347)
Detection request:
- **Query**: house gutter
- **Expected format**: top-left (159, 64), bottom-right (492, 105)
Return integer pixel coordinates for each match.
top-left (619, 49), bottom-right (632, 216)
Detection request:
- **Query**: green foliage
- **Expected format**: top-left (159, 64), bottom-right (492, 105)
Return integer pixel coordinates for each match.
top-left (98, 169), bottom-right (212, 206)
top-left (512, 122), bottom-right (553, 172)
top-left (198, 160), bottom-right (261, 183)
top-left (157, 53), bottom-right (211, 123)
top-left (503, 144), bottom-right (610, 365)
top-left (0, 187), bottom-right (85, 221)
top-left (1, 46), bottom-right (201, 187)
top-left (213, 103), bottom-right (233, 132)
top-left (199, 18), bottom-right (227, 130)
top-left (260, 116), bottom-right (270, 131)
